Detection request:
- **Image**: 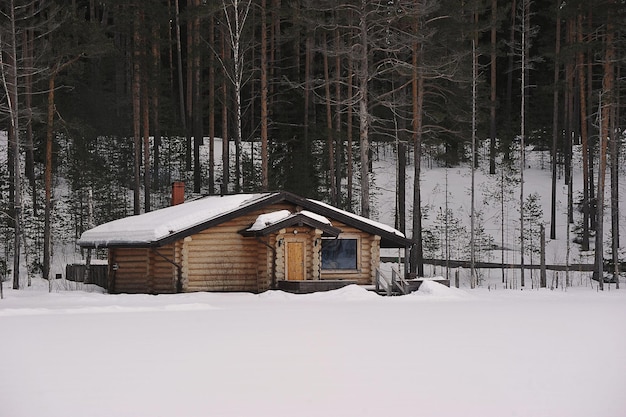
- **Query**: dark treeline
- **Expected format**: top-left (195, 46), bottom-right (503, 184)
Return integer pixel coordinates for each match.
top-left (0, 0), bottom-right (624, 288)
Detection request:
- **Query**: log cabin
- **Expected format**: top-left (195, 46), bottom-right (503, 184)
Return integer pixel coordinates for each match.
top-left (77, 191), bottom-right (412, 294)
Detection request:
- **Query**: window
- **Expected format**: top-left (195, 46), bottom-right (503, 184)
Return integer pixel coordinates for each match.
top-left (321, 238), bottom-right (358, 270)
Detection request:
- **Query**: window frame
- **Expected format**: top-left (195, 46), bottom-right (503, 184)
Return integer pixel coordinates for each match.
top-left (320, 236), bottom-right (360, 273)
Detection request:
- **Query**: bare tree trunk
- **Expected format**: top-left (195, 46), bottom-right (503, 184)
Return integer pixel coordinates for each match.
top-left (174, 0), bottom-right (187, 165)
top-left (347, 57), bottom-right (354, 208)
top-left (304, 31), bottom-right (312, 175)
top-left (222, 0), bottom-right (252, 194)
top-left (186, 0), bottom-right (194, 173)
top-left (519, 0), bottom-right (529, 287)
top-left (23, 19), bottom-right (36, 214)
top-left (208, 16), bottom-right (216, 194)
top-left (577, 12), bottom-right (590, 251)
top-left (410, 11), bottom-right (424, 277)
top-left (260, 0), bottom-right (269, 190)
top-left (132, 8), bottom-right (142, 215)
top-left (142, 78), bottom-right (151, 212)
top-left (550, 0), bottom-right (561, 240)
top-left (565, 17), bottom-right (574, 224)
top-left (471, 37), bottom-right (477, 288)
top-left (334, 28), bottom-right (342, 207)
top-left (152, 25), bottom-right (161, 191)
top-left (506, 0), bottom-right (516, 137)
top-left (358, 0), bottom-right (370, 218)
top-left (192, 0), bottom-right (202, 194)
top-left (596, 4), bottom-right (614, 291)
top-left (44, 75), bottom-right (55, 289)
top-left (586, 6), bottom-right (596, 231)
top-left (323, 31), bottom-right (336, 205)
top-left (489, 0), bottom-right (497, 175)
top-left (3, 0), bottom-right (22, 289)
top-left (610, 54), bottom-right (620, 288)
top-left (222, 29), bottom-right (230, 194)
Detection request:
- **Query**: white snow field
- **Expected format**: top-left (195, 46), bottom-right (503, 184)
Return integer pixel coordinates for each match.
top-left (1, 281), bottom-right (625, 417)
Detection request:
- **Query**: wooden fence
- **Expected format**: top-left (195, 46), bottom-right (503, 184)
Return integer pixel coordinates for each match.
top-left (382, 257), bottom-right (623, 273)
top-left (65, 264), bottom-right (108, 289)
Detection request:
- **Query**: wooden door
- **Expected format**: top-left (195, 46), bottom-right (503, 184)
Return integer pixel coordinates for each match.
top-left (286, 241), bottom-right (305, 281)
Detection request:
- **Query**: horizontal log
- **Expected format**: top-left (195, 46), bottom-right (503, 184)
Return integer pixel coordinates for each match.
top-left (186, 265), bottom-right (258, 273)
top-left (186, 284), bottom-right (258, 292)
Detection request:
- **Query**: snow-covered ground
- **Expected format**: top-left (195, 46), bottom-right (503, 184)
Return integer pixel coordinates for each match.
top-left (1, 280), bottom-right (625, 417)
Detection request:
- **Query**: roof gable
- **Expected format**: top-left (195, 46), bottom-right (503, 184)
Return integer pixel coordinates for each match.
top-left (240, 210), bottom-right (342, 237)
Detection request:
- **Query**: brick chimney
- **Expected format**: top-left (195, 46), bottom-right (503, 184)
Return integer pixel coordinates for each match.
top-left (171, 181), bottom-right (185, 206)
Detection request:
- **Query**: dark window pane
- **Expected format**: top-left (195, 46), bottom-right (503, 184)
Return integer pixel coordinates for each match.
top-left (321, 239), bottom-right (357, 270)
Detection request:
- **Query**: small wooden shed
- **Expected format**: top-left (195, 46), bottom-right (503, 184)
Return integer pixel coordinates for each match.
top-left (78, 191), bottom-right (412, 294)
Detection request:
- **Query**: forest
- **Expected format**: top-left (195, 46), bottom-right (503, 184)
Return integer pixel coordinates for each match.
top-left (0, 0), bottom-right (624, 291)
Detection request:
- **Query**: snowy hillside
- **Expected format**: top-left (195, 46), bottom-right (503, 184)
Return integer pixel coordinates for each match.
top-left (370, 140), bottom-right (625, 287)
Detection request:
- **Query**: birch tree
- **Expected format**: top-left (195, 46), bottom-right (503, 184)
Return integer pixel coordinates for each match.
top-left (221, 0), bottom-right (253, 193)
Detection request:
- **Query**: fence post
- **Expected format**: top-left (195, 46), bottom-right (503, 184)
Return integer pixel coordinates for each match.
top-left (375, 269), bottom-right (380, 292)
top-left (540, 224), bottom-right (546, 288)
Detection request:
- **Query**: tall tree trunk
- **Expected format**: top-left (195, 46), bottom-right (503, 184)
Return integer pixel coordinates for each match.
top-left (260, 0), bottom-right (269, 191)
top-left (610, 52), bottom-right (619, 288)
top-left (586, 6), bottom-right (595, 231)
top-left (132, 8), bottom-right (142, 215)
top-left (208, 16), bottom-right (216, 194)
top-left (152, 25), bottom-right (161, 192)
top-left (192, 0), bottom-right (202, 194)
top-left (410, 10), bottom-right (424, 277)
top-left (44, 75), bottom-right (55, 287)
top-left (489, 0), bottom-right (497, 175)
top-left (5, 0), bottom-right (22, 289)
top-left (577, 12), bottom-right (590, 251)
top-left (471, 36), bottom-right (477, 288)
top-left (24, 19), bottom-right (36, 214)
top-left (565, 17), bottom-right (574, 225)
top-left (142, 78), bottom-right (151, 212)
top-left (323, 32), bottom-right (336, 205)
top-left (186, 0), bottom-right (194, 173)
top-left (505, 0), bottom-right (516, 139)
top-left (222, 29), bottom-right (230, 194)
top-left (519, 0), bottom-right (530, 287)
top-left (347, 57), bottom-right (354, 209)
top-left (550, 0), bottom-right (561, 240)
top-left (174, 0), bottom-right (187, 164)
top-left (222, 0), bottom-right (252, 193)
top-left (304, 31), bottom-right (312, 182)
top-left (358, 0), bottom-right (370, 218)
top-left (334, 28), bottom-right (342, 207)
top-left (596, 2), bottom-right (614, 291)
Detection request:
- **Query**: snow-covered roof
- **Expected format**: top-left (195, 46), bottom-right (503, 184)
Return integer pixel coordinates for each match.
top-left (78, 193), bottom-right (273, 248)
top-left (306, 198), bottom-right (404, 239)
top-left (78, 191), bottom-right (411, 248)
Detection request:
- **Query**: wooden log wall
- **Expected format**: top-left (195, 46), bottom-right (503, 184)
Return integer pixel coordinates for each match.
top-left (109, 244), bottom-right (178, 293)
top-left (150, 244), bottom-right (178, 293)
top-left (109, 248), bottom-right (149, 293)
top-left (182, 203), bottom-right (293, 292)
